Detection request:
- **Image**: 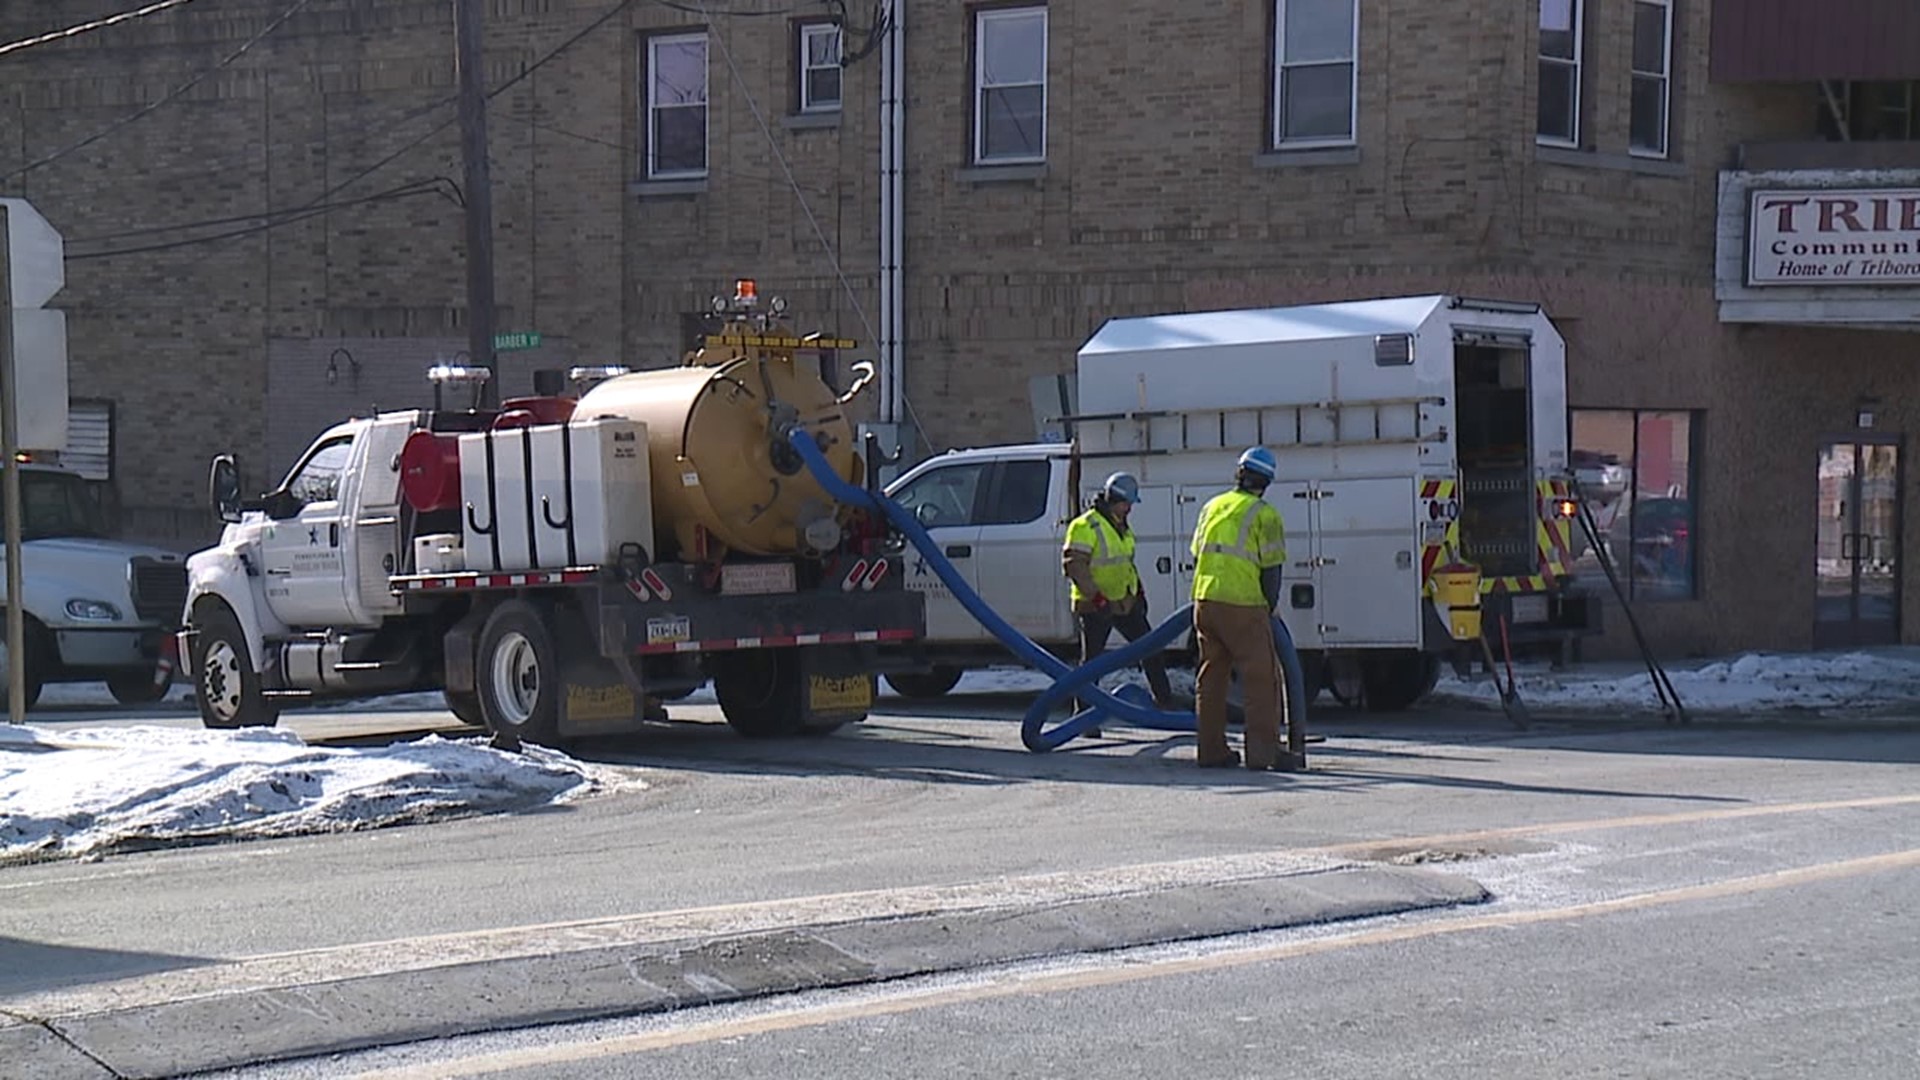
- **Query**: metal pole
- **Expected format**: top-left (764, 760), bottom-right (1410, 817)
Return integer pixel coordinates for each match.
top-left (0, 206), bottom-right (25, 724)
top-left (454, 0), bottom-right (499, 407)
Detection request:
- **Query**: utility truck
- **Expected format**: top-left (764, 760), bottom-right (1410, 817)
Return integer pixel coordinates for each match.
top-left (880, 294), bottom-right (1600, 710)
top-left (178, 282), bottom-right (925, 744)
top-left (0, 461), bottom-right (186, 708)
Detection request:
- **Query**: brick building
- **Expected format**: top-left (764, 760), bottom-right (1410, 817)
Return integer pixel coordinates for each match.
top-left (1, 0), bottom-right (1918, 660)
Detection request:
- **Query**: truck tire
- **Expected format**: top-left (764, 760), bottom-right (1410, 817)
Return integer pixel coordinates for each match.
top-left (475, 600), bottom-right (561, 746)
top-left (0, 614), bottom-right (46, 711)
top-left (108, 669), bottom-right (172, 706)
top-left (191, 603), bottom-right (281, 729)
top-left (884, 666), bottom-right (962, 699)
top-left (1359, 653), bottom-right (1440, 713)
top-left (443, 689), bottom-right (486, 728)
top-left (711, 649), bottom-right (805, 738)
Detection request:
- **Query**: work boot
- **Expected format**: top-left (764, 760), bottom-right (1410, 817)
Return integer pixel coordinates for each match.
top-left (1197, 749), bottom-right (1241, 769)
top-left (1258, 751), bottom-right (1308, 773)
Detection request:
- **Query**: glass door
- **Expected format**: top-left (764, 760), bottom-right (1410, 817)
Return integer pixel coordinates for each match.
top-left (1814, 439), bottom-right (1903, 648)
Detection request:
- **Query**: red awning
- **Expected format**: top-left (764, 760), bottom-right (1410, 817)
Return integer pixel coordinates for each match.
top-left (1712, 0), bottom-right (1920, 83)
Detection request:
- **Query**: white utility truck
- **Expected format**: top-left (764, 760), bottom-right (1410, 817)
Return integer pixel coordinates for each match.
top-left (879, 294), bottom-right (1600, 710)
top-left (0, 461), bottom-right (187, 708)
top-left (179, 284), bottom-right (925, 743)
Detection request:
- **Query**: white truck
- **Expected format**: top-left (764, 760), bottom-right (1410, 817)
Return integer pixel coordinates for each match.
top-left (878, 294), bottom-right (1601, 710)
top-left (0, 461), bottom-right (186, 708)
top-left (177, 285), bottom-right (925, 743)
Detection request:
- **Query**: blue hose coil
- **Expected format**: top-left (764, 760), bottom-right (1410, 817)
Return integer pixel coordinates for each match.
top-left (788, 429), bottom-right (1307, 753)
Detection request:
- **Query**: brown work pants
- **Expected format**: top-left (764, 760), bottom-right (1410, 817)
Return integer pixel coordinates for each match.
top-left (1194, 599), bottom-right (1281, 769)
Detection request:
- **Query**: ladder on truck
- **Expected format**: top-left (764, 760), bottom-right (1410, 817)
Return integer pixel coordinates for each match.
top-left (1056, 396), bottom-right (1450, 459)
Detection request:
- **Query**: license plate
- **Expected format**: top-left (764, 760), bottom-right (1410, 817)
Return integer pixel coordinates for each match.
top-left (721, 562), bottom-right (797, 596)
top-left (808, 674), bottom-right (873, 713)
top-left (646, 615), bottom-right (691, 644)
top-left (1510, 595), bottom-right (1549, 625)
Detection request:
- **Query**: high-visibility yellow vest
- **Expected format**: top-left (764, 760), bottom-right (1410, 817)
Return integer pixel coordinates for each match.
top-left (1189, 489), bottom-right (1287, 606)
top-left (1062, 507), bottom-right (1140, 605)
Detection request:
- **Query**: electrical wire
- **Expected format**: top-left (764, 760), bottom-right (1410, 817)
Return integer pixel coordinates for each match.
top-left (0, 0), bottom-right (201, 59)
top-left (66, 181), bottom-right (457, 259)
top-left (0, 0), bottom-right (318, 184)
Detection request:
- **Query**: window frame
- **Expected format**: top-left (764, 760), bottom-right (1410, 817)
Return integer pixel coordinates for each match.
top-left (797, 21), bottom-right (843, 114)
top-left (978, 459), bottom-right (1053, 528)
top-left (1569, 407), bottom-right (1702, 602)
top-left (1535, 0), bottom-right (1584, 147)
top-left (971, 5), bottom-right (1049, 166)
top-left (643, 30), bottom-right (710, 181)
top-left (1270, 0), bottom-right (1360, 151)
top-left (890, 461), bottom-right (993, 529)
top-left (1628, 0), bottom-right (1673, 159)
top-left (282, 435), bottom-right (355, 507)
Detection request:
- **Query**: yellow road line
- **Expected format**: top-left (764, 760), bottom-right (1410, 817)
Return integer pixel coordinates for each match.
top-left (351, 847), bottom-right (1920, 1080)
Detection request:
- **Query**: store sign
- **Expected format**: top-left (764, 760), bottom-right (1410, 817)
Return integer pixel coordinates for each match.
top-left (1747, 188), bottom-right (1920, 286)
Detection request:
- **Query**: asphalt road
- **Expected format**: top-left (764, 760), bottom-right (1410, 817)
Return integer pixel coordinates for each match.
top-left (7, 692), bottom-right (1920, 1077)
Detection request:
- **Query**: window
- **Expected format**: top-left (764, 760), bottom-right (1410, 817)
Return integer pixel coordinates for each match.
top-left (1537, 0), bottom-right (1582, 145)
top-left (10, 470), bottom-right (109, 541)
top-left (973, 7), bottom-right (1047, 164)
top-left (1629, 0), bottom-right (1672, 157)
top-left (891, 463), bottom-right (989, 529)
top-left (979, 460), bottom-right (1052, 527)
top-left (1816, 81), bottom-right (1920, 141)
top-left (1272, 0), bottom-right (1357, 147)
top-left (1570, 409), bottom-right (1699, 600)
top-left (285, 437), bottom-right (354, 506)
top-left (799, 22), bottom-right (842, 113)
top-left (645, 32), bottom-right (708, 179)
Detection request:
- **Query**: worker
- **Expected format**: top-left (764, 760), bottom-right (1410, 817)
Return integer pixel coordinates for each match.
top-left (1062, 471), bottom-right (1178, 735)
top-left (1189, 447), bottom-right (1298, 772)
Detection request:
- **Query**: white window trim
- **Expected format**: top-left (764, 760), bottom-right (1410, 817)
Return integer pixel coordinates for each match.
top-left (799, 23), bottom-right (842, 113)
top-left (1629, 0), bottom-right (1673, 159)
top-left (1271, 0), bottom-right (1360, 150)
top-left (972, 7), bottom-right (1048, 166)
top-left (1536, 0), bottom-right (1583, 148)
top-left (645, 31), bottom-right (709, 180)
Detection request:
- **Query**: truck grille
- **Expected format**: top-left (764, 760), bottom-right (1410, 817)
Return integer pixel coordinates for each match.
top-left (130, 558), bottom-right (189, 626)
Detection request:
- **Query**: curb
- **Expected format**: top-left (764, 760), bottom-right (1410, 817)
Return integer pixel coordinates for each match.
top-left (9, 865), bottom-right (1486, 1079)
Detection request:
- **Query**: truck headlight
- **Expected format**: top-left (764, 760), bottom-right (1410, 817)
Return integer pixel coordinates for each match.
top-left (65, 599), bottom-right (123, 622)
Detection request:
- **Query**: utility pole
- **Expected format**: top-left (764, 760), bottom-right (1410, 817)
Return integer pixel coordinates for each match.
top-left (454, 0), bottom-right (499, 406)
top-left (0, 206), bottom-right (24, 724)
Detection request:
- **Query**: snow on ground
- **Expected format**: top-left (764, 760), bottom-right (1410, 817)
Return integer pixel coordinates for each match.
top-left (1431, 649), bottom-right (1920, 714)
top-left (0, 724), bottom-right (644, 866)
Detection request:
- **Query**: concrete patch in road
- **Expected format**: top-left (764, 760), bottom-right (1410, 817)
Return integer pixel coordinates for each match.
top-left (14, 864), bottom-right (1486, 1078)
top-left (0, 1016), bottom-right (114, 1079)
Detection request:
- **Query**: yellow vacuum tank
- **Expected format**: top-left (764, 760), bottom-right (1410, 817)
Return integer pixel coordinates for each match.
top-left (574, 351), bottom-right (863, 560)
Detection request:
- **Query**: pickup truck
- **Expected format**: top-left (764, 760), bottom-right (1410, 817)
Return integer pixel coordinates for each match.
top-left (0, 462), bottom-right (187, 708)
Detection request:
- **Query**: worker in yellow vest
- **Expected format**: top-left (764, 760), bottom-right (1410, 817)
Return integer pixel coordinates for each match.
top-left (1189, 447), bottom-right (1298, 771)
top-left (1062, 472), bottom-right (1178, 734)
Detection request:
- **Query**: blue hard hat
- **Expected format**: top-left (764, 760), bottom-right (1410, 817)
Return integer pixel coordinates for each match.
top-left (1237, 446), bottom-right (1278, 480)
top-left (1103, 472), bottom-right (1140, 504)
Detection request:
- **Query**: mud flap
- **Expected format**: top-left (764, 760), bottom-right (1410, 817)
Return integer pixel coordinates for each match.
top-left (800, 645), bottom-right (877, 730)
top-left (556, 653), bottom-right (650, 738)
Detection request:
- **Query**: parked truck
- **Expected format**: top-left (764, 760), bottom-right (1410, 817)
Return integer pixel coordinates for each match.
top-left (879, 294), bottom-right (1600, 710)
top-left (0, 460), bottom-right (186, 708)
top-left (178, 282), bottom-right (925, 744)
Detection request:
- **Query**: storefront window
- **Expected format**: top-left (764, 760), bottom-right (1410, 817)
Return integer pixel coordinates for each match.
top-left (1569, 409), bottom-right (1700, 601)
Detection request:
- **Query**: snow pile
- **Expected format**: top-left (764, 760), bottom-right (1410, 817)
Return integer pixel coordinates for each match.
top-left (1432, 650), bottom-right (1920, 714)
top-left (0, 725), bottom-right (641, 865)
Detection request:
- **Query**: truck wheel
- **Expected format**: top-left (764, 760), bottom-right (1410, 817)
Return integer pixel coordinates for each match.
top-left (108, 669), bottom-right (172, 706)
top-left (1359, 653), bottom-right (1440, 713)
top-left (443, 689), bottom-right (486, 728)
top-left (191, 603), bottom-right (280, 729)
top-left (476, 600), bottom-right (561, 745)
top-left (712, 649), bottom-right (805, 738)
top-left (0, 614), bottom-right (46, 711)
top-left (884, 666), bottom-right (962, 699)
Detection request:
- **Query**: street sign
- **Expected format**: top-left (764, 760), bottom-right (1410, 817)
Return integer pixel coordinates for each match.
top-left (493, 331), bottom-right (542, 351)
top-left (11, 309), bottom-right (67, 451)
top-left (0, 197), bottom-right (63, 309)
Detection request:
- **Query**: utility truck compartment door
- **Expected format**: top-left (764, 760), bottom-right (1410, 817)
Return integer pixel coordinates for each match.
top-left (1314, 478), bottom-right (1420, 646)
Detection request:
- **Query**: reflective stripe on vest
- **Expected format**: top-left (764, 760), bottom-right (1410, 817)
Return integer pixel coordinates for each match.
top-left (1190, 491), bottom-right (1285, 606)
top-left (1065, 508), bottom-right (1139, 603)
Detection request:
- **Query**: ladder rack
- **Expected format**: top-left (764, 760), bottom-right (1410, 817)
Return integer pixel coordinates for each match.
top-left (1055, 396), bottom-right (1449, 458)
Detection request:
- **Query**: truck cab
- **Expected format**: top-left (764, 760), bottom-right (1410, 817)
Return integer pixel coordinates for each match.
top-left (0, 462), bottom-right (187, 708)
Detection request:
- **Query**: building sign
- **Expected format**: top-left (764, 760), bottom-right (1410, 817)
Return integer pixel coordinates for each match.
top-left (1747, 188), bottom-right (1920, 286)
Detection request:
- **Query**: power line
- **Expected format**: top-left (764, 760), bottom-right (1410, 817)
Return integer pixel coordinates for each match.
top-left (0, 0), bottom-right (318, 185)
top-left (67, 181), bottom-right (458, 259)
top-left (0, 0), bottom-right (201, 59)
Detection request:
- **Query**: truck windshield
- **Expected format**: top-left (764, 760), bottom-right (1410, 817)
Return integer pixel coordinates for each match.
top-left (3, 471), bottom-right (111, 541)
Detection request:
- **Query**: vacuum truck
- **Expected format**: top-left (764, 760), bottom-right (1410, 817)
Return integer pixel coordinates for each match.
top-left (176, 281), bottom-right (926, 744)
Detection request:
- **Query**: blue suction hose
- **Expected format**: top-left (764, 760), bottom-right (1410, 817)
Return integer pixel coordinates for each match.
top-left (789, 429), bottom-right (1307, 752)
